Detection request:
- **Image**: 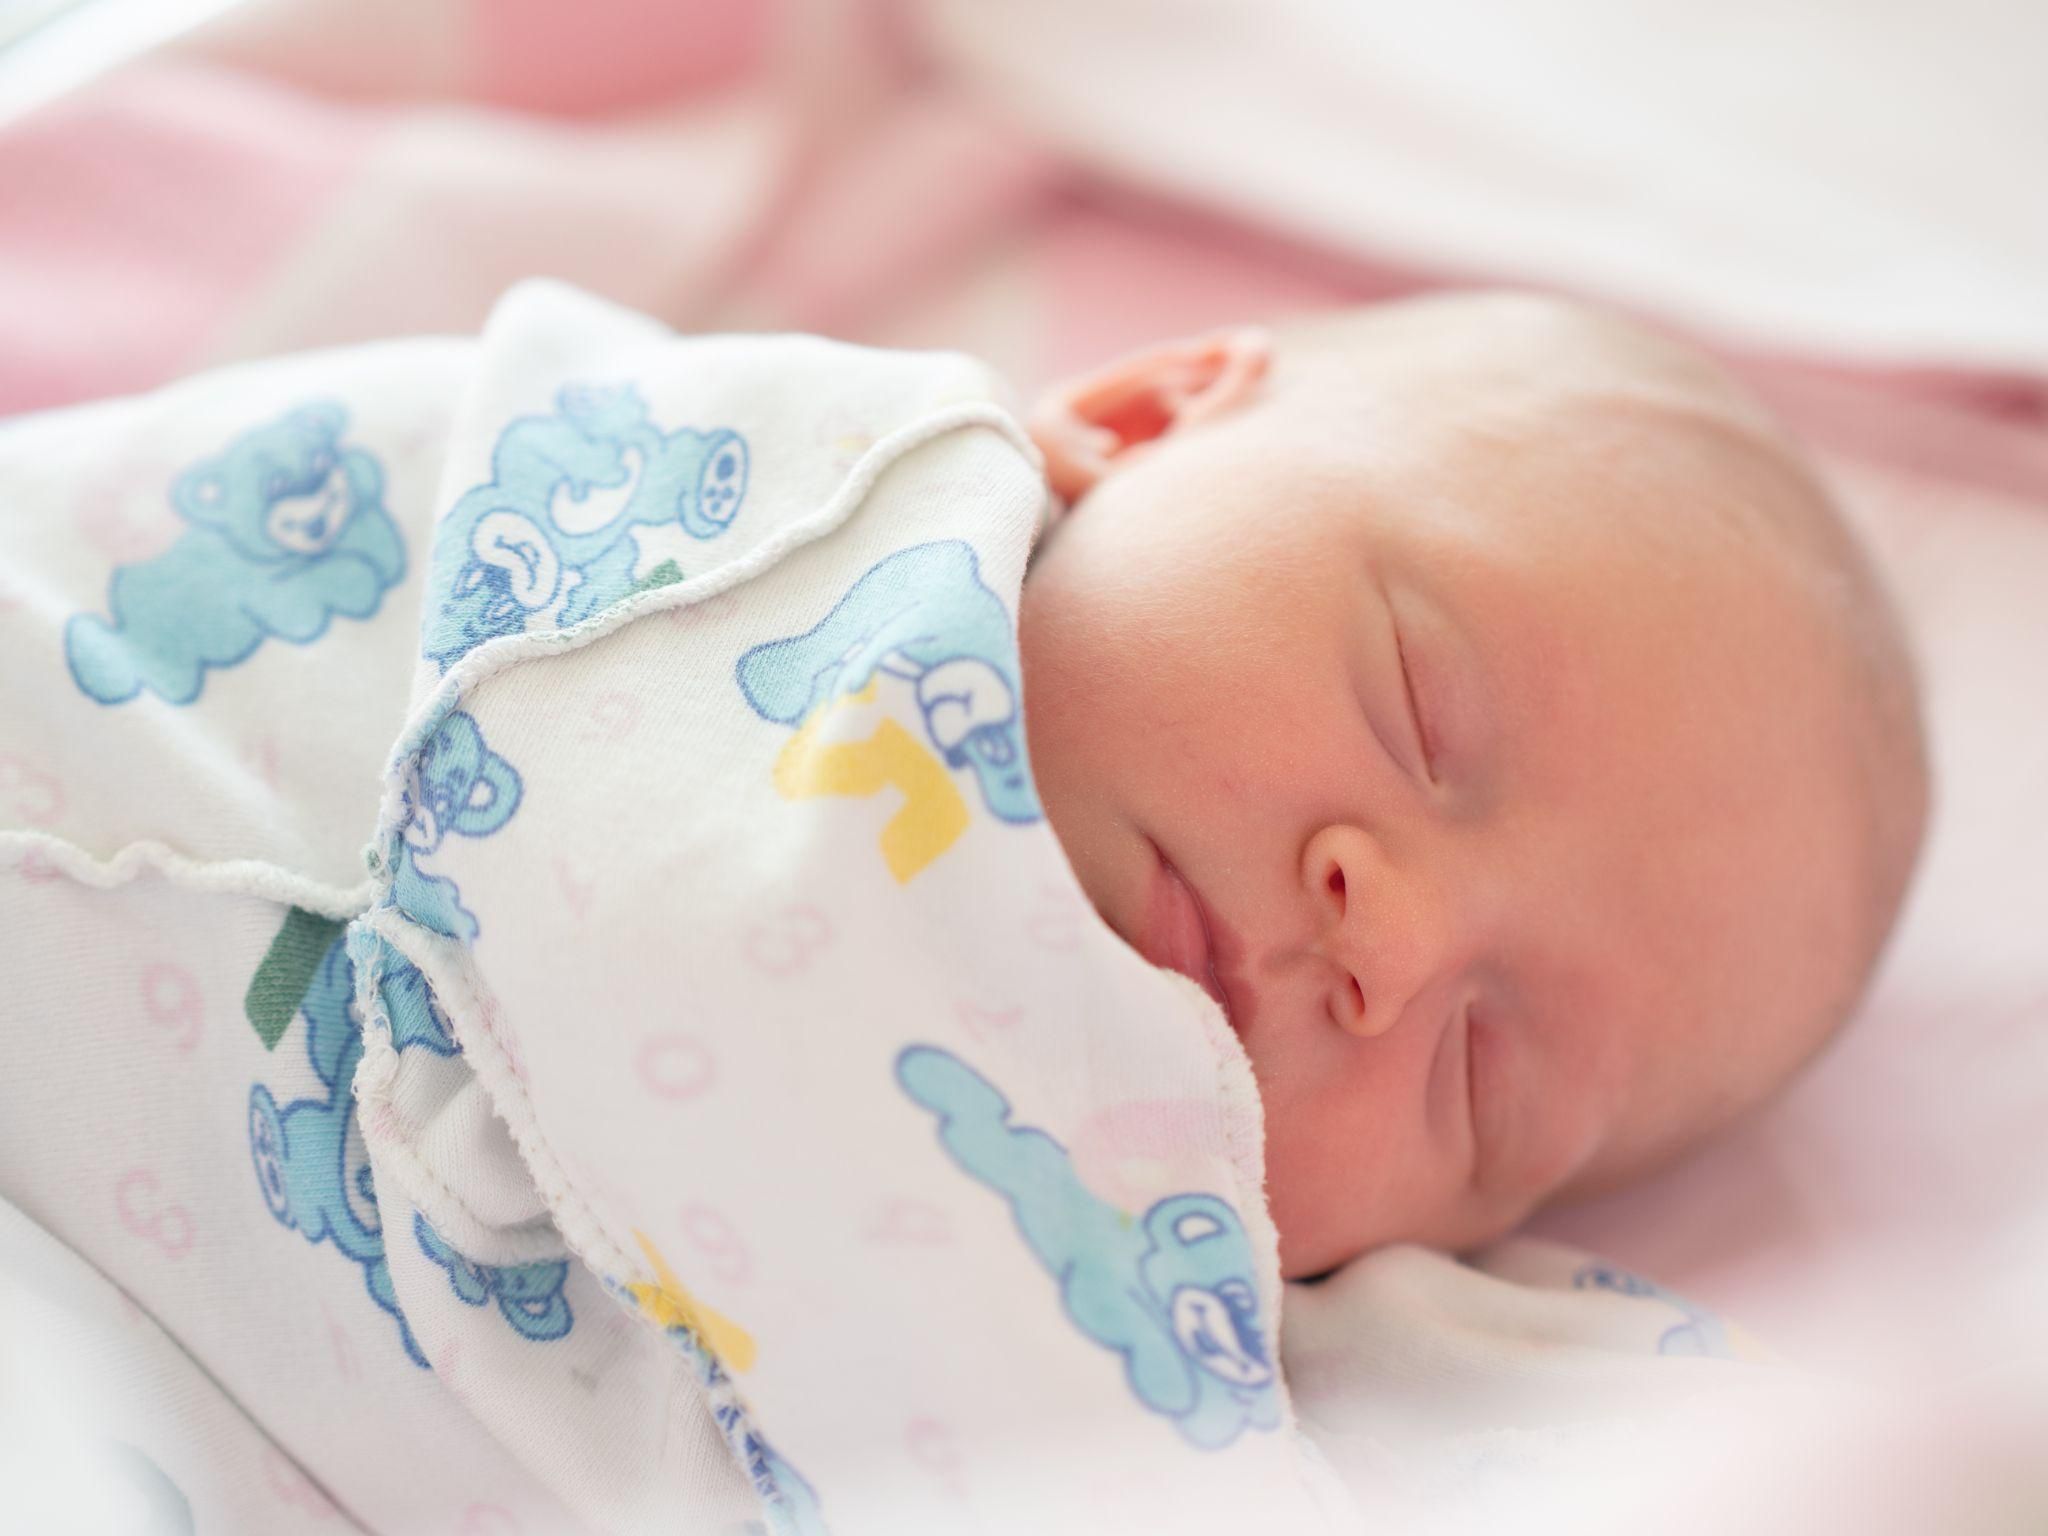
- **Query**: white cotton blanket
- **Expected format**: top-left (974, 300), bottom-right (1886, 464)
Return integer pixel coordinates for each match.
top-left (0, 281), bottom-right (1354, 1534)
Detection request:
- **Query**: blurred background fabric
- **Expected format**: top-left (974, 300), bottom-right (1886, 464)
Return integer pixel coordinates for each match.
top-left (1, 0), bottom-right (2043, 1529)
top-left (3, 0), bottom-right (2046, 418)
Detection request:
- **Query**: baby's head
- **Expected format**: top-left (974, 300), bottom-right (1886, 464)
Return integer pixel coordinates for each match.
top-left (1017, 292), bottom-right (1928, 1278)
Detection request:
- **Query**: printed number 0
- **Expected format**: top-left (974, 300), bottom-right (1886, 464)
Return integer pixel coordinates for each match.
top-left (637, 1035), bottom-right (716, 1102)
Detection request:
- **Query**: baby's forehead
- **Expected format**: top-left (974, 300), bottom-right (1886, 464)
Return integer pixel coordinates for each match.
top-left (1269, 295), bottom-right (1815, 515)
top-left (1275, 292), bottom-right (1773, 425)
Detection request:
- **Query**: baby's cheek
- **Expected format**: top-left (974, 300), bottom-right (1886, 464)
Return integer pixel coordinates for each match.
top-left (1262, 1098), bottom-right (1408, 1275)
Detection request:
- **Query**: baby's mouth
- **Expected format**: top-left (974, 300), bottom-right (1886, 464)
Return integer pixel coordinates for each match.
top-left (1141, 838), bottom-right (1237, 1030)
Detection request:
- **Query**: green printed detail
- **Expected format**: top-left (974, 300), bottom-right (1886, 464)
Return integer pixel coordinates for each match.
top-left (631, 559), bottom-right (685, 596)
top-left (245, 907), bottom-right (348, 1050)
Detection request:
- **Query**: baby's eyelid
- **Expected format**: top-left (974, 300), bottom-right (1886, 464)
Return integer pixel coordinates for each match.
top-left (1392, 623), bottom-right (1437, 785)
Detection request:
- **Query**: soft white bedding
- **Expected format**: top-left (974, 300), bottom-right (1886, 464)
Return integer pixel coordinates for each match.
top-left (913, 0), bottom-right (2048, 372)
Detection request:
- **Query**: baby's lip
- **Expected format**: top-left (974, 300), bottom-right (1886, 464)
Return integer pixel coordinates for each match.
top-left (1142, 838), bottom-right (1246, 1035)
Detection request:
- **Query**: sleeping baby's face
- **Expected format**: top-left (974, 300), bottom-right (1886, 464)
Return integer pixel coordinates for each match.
top-left (1017, 293), bottom-right (1925, 1279)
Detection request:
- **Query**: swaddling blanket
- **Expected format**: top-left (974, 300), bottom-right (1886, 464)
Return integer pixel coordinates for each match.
top-left (0, 282), bottom-right (1350, 1534)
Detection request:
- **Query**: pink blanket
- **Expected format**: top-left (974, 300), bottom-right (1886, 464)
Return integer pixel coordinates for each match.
top-left (8, 0), bottom-right (2043, 501)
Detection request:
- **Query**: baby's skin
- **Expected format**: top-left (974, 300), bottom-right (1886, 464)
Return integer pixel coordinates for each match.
top-left (1016, 294), bottom-right (1926, 1278)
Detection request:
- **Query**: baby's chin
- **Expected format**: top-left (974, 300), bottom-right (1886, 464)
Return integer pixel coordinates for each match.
top-left (1269, 1168), bottom-right (1546, 1279)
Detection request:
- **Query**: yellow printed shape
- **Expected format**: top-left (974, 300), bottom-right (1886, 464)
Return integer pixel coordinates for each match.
top-left (773, 679), bottom-right (970, 884)
top-left (626, 1230), bottom-right (757, 1373)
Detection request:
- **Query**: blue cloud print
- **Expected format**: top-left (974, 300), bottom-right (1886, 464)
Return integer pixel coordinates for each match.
top-left (1572, 1261), bottom-right (1736, 1358)
top-left (735, 540), bottom-right (1040, 825)
top-left (897, 1046), bottom-right (1279, 1449)
top-left (422, 382), bottom-right (748, 671)
top-left (391, 710), bottom-right (522, 944)
top-left (66, 402), bottom-right (403, 705)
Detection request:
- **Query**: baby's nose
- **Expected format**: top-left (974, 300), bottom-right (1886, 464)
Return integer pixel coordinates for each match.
top-left (1303, 824), bottom-right (1452, 1039)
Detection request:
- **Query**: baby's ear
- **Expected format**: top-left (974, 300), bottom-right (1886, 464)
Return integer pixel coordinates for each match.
top-left (1026, 327), bottom-right (1270, 504)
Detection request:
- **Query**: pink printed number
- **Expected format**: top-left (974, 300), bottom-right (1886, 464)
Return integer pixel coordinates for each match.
top-left (0, 755), bottom-right (63, 827)
top-left (477, 994), bottom-right (529, 1088)
top-left (584, 690), bottom-right (642, 741)
top-left (953, 1002), bottom-right (1024, 1044)
top-left (18, 847), bottom-right (62, 883)
top-left (322, 1302), bottom-right (360, 1384)
top-left (637, 1034), bottom-right (716, 1102)
top-left (863, 1200), bottom-right (951, 1245)
top-left (677, 1203), bottom-right (753, 1285)
top-left (1026, 882), bottom-right (1084, 952)
top-left (114, 1169), bottom-right (193, 1259)
top-left (743, 904), bottom-right (833, 978)
top-left (905, 1416), bottom-right (969, 1501)
top-left (1071, 1099), bottom-right (1225, 1212)
top-left (244, 737), bottom-right (282, 790)
top-left (140, 963), bottom-right (204, 1054)
top-left (362, 1099), bottom-right (402, 1145)
top-left (555, 856), bottom-right (596, 920)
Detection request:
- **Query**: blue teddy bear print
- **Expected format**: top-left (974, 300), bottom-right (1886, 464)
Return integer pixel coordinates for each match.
top-left (1572, 1261), bottom-right (1737, 1358)
top-left (725, 1405), bottom-right (827, 1536)
top-left (391, 710), bottom-right (523, 944)
top-left (422, 382), bottom-right (748, 672)
top-left (247, 932), bottom-right (428, 1366)
top-left (735, 539), bottom-right (1040, 826)
top-left (414, 1215), bottom-right (573, 1344)
top-left (897, 1046), bottom-right (1280, 1449)
top-left (66, 402), bottom-right (403, 705)
top-left (248, 930), bottom-right (574, 1367)
top-left (345, 925), bottom-right (459, 1055)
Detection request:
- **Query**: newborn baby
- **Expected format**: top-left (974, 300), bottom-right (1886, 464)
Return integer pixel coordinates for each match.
top-left (0, 280), bottom-right (1931, 1532)
top-left (1019, 292), bottom-right (1929, 1278)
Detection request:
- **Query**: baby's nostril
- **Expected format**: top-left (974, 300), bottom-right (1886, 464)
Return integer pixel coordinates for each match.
top-left (1328, 868), bottom-right (1345, 900)
top-left (1350, 977), bottom-right (1365, 1013)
